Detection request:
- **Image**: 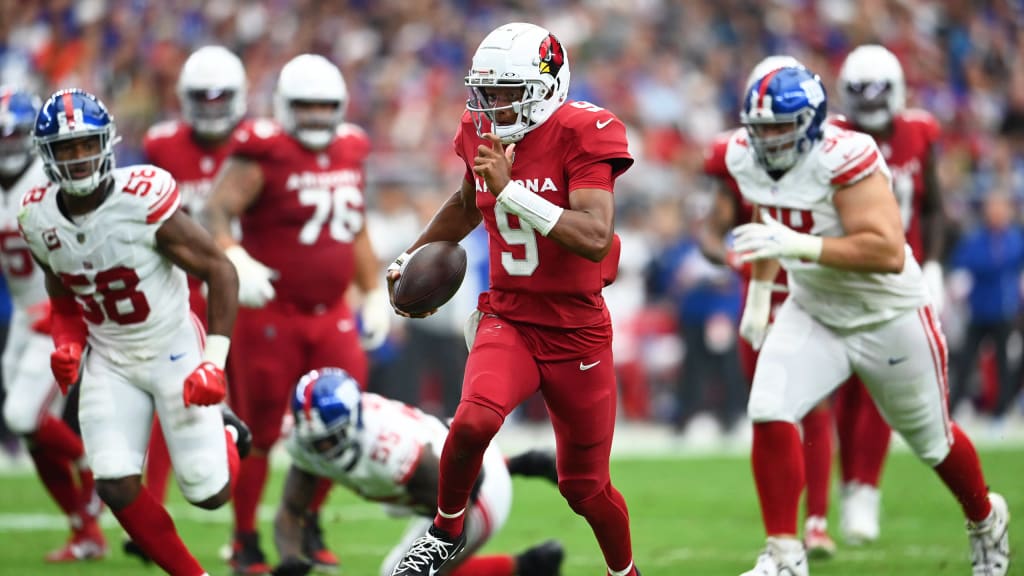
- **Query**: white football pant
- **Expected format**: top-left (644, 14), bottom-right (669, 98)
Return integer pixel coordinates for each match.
top-left (2, 307), bottom-right (63, 435)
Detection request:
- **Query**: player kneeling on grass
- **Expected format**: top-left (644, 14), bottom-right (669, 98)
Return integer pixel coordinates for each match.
top-left (271, 368), bottom-right (564, 576)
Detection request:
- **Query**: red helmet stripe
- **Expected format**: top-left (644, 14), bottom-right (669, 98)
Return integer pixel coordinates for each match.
top-left (0, 89), bottom-right (10, 115)
top-left (757, 68), bottom-right (785, 109)
top-left (61, 92), bottom-right (76, 129)
top-left (302, 378), bottom-right (317, 420)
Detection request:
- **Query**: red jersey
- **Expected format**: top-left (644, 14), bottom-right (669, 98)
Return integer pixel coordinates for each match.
top-left (831, 110), bottom-right (940, 260)
top-left (142, 119), bottom-right (249, 215)
top-left (231, 119), bottom-right (370, 311)
top-left (454, 101), bottom-right (632, 334)
top-left (143, 119), bottom-right (250, 321)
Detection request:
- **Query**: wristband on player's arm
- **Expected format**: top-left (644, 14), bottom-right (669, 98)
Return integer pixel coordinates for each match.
top-left (204, 334), bottom-right (231, 370)
top-left (50, 294), bottom-right (88, 348)
top-left (495, 181), bottom-right (564, 236)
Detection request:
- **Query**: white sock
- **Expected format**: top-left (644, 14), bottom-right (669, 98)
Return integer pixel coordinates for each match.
top-left (437, 507), bottom-right (465, 519)
top-left (608, 561), bottom-right (633, 576)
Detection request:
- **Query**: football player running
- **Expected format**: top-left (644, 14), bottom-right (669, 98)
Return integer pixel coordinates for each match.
top-left (18, 88), bottom-right (248, 576)
top-left (829, 44), bottom-right (948, 547)
top-left (729, 66), bottom-right (1009, 576)
top-left (201, 54), bottom-right (390, 575)
top-left (386, 22), bottom-right (641, 576)
top-left (0, 87), bottom-right (105, 562)
top-left (134, 44), bottom-right (251, 532)
top-left (271, 368), bottom-right (564, 576)
top-left (700, 56), bottom-right (839, 558)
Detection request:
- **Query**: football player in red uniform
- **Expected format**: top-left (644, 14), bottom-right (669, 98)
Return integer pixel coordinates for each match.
top-left (202, 54), bottom-right (391, 575)
top-left (830, 44), bottom-right (946, 546)
top-left (135, 45), bottom-right (250, 536)
top-left (386, 23), bottom-right (640, 576)
top-left (700, 55), bottom-right (839, 558)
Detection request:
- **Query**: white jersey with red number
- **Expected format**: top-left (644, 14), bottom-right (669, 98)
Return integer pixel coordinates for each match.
top-left (18, 165), bottom-right (188, 362)
top-left (286, 392), bottom-right (505, 516)
top-left (726, 123), bottom-right (929, 329)
top-left (1, 158), bottom-right (49, 309)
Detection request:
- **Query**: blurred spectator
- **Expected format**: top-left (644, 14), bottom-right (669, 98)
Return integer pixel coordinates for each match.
top-left (949, 191), bottom-right (1024, 419)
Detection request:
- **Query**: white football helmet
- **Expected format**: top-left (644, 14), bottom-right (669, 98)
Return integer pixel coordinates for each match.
top-left (176, 46), bottom-right (247, 139)
top-left (465, 22), bottom-right (570, 143)
top-left (745, 55), bottom-right (805, 91)
top-left (838, 44), bottom-right (906, 131)
top-left (274, 54), bottom-right (348, 150)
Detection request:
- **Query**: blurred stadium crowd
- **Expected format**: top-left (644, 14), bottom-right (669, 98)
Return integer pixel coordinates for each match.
top-left (2, 0), bottom-right (1024, 447)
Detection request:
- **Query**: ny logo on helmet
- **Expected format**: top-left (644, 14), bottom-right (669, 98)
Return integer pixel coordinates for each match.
top-left (538, 34), bottom-right (565, 77)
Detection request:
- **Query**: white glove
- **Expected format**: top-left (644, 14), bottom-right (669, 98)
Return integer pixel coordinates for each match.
top-left (225, 245), bottom-right (277, 308)
top-left (733, 213), bottom-right (823, 262)
top-left (359, 288), bottom-right (391, 350)
top-left (922, 260), bottom-right (945, 315)
top-left (463, 310), bottom-right (483, 351)
top-left (740, 280), bottom-right (773, 350)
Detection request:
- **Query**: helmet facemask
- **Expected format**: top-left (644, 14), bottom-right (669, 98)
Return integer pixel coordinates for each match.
top-left (466, 78), bottom-right (552, 143)
top-left (37, 130), bottom-right (118, 197)
top-left (286, 100), bottom-right (344, 150)
top-left (0, 125), bottom-right (33, 177)
top-left (182, 88), bottom-right (243, 140)
top-left (844, 80), bottom-right (893, 131)
top-left (744, 107), bottom-right (817, 172)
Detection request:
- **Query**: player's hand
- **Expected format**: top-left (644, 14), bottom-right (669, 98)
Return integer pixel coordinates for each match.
top-left (272, 557), bottom-right (313, 576)
top-left (739, 280), bottom-right (773, 350)
top-left (385, 250), bottom-right (436, 319)
top-left (359, 287), bottom-right (391, 350)
top-left (183, 361), bottom-right (227, 407)
top-left (225, 245), bottom-right (278, 308)
top-left (922, 260), bottom-right (945, 315)
top-left (733, 213), bottom-right (823, 262)
top-left (29, 300), bottom-right (52, 335)
top-left (473, 133), bottom-right (515, 196)
top-left (51, 343), bottom-right (82, 395)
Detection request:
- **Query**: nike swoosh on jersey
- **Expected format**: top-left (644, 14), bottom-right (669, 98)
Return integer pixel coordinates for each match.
top-left (887, 356), bottom-right (908, 366)
top-left (170, 352), bottom-right (186, 361)
top-left (579, 360), bottom-right (601, 371)
top-left (595, 118), bottom-right (613, 129)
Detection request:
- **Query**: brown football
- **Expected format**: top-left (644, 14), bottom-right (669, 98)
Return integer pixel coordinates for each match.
top-left (392, 241), bottom-right (467, 316)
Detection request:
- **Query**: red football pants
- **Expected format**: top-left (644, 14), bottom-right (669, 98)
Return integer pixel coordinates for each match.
top-left (229, 299), bottom-right (368, 450)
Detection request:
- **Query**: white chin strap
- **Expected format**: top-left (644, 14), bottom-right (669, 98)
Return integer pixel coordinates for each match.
top-left (856, 110), bottom-right (891, 131)
top-left (61, 173), bottom-right (102, 197)
top-left (296, 129), bottom-right (334, 149)
top-left (0, 154), bottom-right (29, 176)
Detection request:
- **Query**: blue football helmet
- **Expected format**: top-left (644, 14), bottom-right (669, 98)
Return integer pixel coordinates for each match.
top-left (292, 368), bottom-right (362, 459)
top-left (34, 88), bottom-right (120, 196)
top-left (0, 87), bottom-right (41, 177)
top-left (741, 66), bottom-right (827, 172)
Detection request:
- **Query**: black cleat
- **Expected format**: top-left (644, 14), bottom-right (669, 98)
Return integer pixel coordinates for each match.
top-left (516, 540), bottom-right (564, 576)
top-left (302, 511), bottom-right (340, 573)
top-left (122, 538), bottom-right (152, 564)
top-left (390, 525), bottom-right (466, 575)
top-left (506, 449), bottom-right (558, 484)
top-left (229, 530), bottom-right (272, 575)
top-left (221, 404), bottom-right (252, 459)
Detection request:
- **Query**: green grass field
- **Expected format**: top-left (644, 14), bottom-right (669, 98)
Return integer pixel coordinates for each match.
top-left (0, 448), bottom-right (1021, 575)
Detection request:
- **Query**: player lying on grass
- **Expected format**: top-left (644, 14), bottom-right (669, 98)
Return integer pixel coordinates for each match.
top-left (270, 367), bottom-right (565, 576)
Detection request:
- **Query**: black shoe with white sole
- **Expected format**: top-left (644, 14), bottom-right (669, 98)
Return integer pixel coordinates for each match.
top-left (389, 525), bottom-right (466, 576)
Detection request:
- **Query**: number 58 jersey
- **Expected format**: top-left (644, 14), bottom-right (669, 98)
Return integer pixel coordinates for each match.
top-left (18, 165), bottom-right (189, 362)
top-left (726, 123), bottom-right (929, 330)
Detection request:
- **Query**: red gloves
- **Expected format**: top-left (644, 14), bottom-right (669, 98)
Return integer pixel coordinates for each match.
top-left (51, 343), bottom-right (83, 395)
top-left (183, 361), bottom-right (227, 407)
top-left (49, 295), bottom-right (88, 395)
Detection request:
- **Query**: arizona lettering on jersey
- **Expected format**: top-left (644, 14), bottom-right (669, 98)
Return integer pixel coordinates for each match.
top-left (726, 123), bottom-right (929, 329)
top-left (18, 165), bottom-right (189, 362)
top-left (454, 100), bottom-right (633, 333)
top-left (231, 119), bottom-right (370, 311)
top-left (286, 393), bottom-right (448, 514)
top-left (0, 158), bottom-right (49, 308)
top-left (831, 110), bottom-right (940, 260)
top-left (142, 119), bottom-right (250, 216)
